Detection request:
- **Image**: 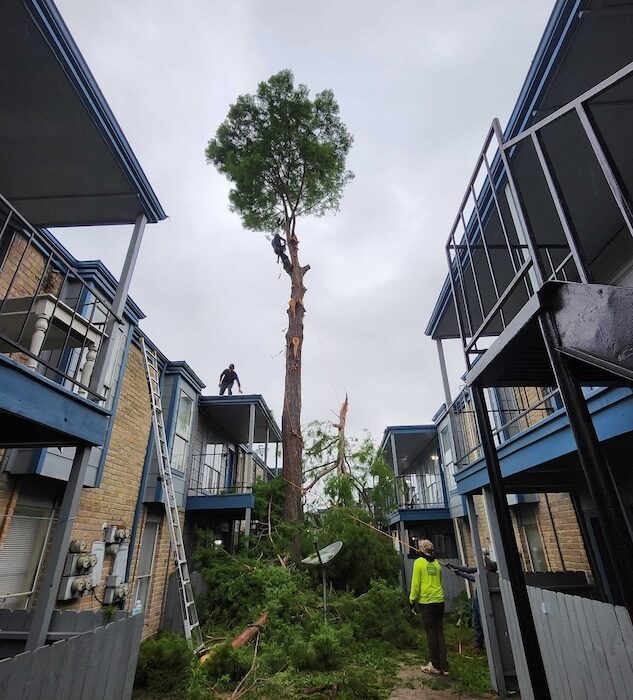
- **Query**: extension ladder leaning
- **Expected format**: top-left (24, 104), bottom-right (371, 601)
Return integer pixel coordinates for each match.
top-left (140, 337), bottom-right (204, 653)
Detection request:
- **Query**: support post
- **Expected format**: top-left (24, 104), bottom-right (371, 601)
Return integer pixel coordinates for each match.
top-left (436, 339), bottom-right (452, 408)
top-left (539, 312), bottom-right (633, 617)
top-left (243, 403), bottom-right (256, 548)
top-left (89, 214), bottom-right (147, 398)
top-left (26, 445), bottom-right (91, 650)
top-left (471, 385), bottom-right (550, 700)
top-left (466, 495), bottom-right (506, 696)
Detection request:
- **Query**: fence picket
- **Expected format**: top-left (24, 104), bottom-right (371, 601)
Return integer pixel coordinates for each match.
top-left (561, 591), bottom-right (594, 699)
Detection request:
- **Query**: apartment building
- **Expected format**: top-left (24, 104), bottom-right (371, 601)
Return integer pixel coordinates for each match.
top-left (0, 4), bottom-right (282, 693)
top-left (423, 1), bottom-right (633, 698)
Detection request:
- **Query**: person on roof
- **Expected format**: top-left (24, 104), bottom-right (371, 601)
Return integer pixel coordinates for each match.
top-left (409, 539), bottom-right (448, 676)
top-left (218, 364), bottom-right (242, 396)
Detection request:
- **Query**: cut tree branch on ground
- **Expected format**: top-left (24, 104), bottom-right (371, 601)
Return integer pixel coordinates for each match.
top-left (231, 611), bottom-right (269, 649)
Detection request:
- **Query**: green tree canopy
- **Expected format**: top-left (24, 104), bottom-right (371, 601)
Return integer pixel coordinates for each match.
top-left (206, 69), bottom-right (354, 232)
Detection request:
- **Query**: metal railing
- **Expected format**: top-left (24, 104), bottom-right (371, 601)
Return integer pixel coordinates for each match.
top-left (445, 59), bottom-right (633, 369)
top-left (449, 386), bottom-right (561, 471)
top-left (0, 194), bottom-right (114, 400)
top-left (187, 446), bottom-right (254, 497)
top-left (396, 473), bottom-right (445, 509)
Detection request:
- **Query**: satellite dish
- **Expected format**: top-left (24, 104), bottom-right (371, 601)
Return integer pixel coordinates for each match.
top-left (302, 540), bottom-right (343, 620)
top-left (301, 541), bottom-right (343, 566)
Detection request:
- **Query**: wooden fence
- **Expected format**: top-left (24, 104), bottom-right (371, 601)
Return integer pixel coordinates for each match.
top-left (500, 578), bottom-right (633, 700)
top-left (0, 611), bottom-right (143, 700)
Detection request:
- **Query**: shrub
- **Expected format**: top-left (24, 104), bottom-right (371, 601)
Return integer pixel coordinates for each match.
top-left (337, 579), bottom-right (415, 647)
top-left (315, 508), bottom-right (400, 594)
top-left (134, 631), bottom-right (192, 694)
top-left (203, 642), bottom-right (251, 685)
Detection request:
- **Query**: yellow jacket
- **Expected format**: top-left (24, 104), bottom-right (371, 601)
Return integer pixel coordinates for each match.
top-left (409, 556), bottom-right (444, 604)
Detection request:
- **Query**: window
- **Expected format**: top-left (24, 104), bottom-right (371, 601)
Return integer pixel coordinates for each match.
top-left (519, 506), bottom-right (547, 572)
top-left (0, 504), bottom-right (55, 609)
top-left (171, 391), bottom-right (194, 473)
top-left (133, 512), bottom-right (160, 615)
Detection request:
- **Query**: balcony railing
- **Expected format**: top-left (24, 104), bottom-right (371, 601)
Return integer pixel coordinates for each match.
top-left (396, 473), bottom-right (446, 509)
top-left (0, 194), bottom-right (113, 401)
top-left (445, 60), bottom-right (633, 369)
top-left (448, 385), bottom-right (561, 470)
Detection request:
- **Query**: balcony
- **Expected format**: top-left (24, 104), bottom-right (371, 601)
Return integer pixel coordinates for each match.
top-left (428, 60), bottom-right (633, 388)
top-left (186, 394), bottom-right (281, 519)
top-left (446, 383), bottom-right (633, 495)
top-left (381, 426), bottom-right (449, 526)
top-left (0, 198), bottom-right (113, 447)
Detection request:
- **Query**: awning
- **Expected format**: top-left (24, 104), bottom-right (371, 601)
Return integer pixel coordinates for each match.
top-left (198, 394), bottom-right (282, 445)
top-left (0, 0), bottom-right (165, 227)
top-left (381, 425), bottom-right (439, 476)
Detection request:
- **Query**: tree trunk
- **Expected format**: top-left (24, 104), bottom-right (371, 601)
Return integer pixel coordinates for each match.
top-left (282, 220), bottom-right (308, 522)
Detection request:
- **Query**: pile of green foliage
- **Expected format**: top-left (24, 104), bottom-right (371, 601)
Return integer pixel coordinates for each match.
top-left (134, 491), bottom-right (414, 699)
top-left (134, 475), bottom-right (491, 698)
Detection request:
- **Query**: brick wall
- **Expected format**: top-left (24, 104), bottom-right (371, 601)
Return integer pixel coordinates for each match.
top-left (534, 492), bottom-right (591, 577)
top-left (459, 492), bottom-right (592, 580)
top-left (61, 345), bottom-right (156, 612)
top-left (0, 232), bottom-right (63, 301)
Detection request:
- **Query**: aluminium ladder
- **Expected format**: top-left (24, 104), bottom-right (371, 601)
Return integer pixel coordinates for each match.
top-left (140, 337), bottom-right (204, 653)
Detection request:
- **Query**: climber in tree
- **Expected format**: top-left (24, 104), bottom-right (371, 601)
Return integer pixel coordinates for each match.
top-left (271, 232), bottom-right (292, 274)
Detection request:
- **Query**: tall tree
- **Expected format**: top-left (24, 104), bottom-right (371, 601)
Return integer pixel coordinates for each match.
top-left (206, 70), bottom-right (353, 522)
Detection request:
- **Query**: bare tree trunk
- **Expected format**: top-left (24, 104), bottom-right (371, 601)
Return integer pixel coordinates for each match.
top-left (282, 219), bottom-right (309, 522)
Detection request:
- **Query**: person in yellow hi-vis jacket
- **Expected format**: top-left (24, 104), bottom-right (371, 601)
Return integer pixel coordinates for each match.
top-left (409, 539), bottom-right (448, 676)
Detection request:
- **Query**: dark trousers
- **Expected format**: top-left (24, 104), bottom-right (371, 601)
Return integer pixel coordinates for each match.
top-left (219, 381), bottom-right (234, 395)
top-left (473, 595), bottom-right (484, 648)
top-left (421, 602), bottom-right (448, 671)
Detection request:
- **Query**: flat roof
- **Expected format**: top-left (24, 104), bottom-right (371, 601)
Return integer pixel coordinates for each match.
top-left (380, 425), bottom-right (438, 475)
top-left (0, 0), bottom-right (165, 226)
top-left (198, 394), bottom-right (282, 445)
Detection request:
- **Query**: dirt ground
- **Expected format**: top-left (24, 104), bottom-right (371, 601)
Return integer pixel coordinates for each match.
top-left (388, 663), bottom-right (490, 700)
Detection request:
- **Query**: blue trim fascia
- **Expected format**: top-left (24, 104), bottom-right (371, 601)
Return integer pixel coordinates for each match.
top-left (24, 0), bottom-right (166, 224)
top-left (387, 507), bottom-right (450, 527)
top-left (94, 324), bottom-right (134, 487)
top-left (379, 424), bottom-right (436, 452)
top-left (185, 493), bottom-right (255, 512)
top-left (504, 0), bottom-right (582, 141)
top-left (165, 361), bottom-right (206, 393)
top-left (0, 354), bottom-right (110, 445)
top-left (455, 386), bottom-right (633, 495)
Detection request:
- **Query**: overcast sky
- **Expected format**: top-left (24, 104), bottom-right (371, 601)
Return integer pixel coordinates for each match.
top-left (54, 0), bottom-right (554, 443)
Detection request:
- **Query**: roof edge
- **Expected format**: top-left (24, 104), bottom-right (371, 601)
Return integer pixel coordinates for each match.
top-left (26, 0), bottom-right (167, 224)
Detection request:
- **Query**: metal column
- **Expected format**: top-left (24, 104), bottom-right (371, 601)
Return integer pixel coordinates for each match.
top-left (26, 445), bottom-right (91, 650)
top-left (390, 433), bottom-right (409, 588)
top-left (540, 312), bottom-right (633, 617)
top-left (89, 214), bottom-right (147, 397)
top-left (466, 495), bottom-right (506, 696)
top-left (471, 385), bottom-right (550, 700)
top-left (243, 403), bottom-right (256, 548)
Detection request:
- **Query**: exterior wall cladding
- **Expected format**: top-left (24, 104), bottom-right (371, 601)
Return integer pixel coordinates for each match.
top-left (0, 345), bottom-right (173, 638)
top-left (458, 493), bottom-right (591, 578)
